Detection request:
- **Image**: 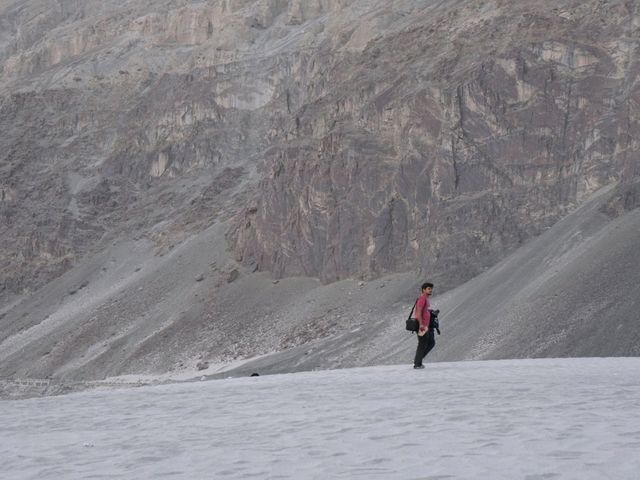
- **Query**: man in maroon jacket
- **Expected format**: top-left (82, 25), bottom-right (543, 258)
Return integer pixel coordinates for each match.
top-left (413, 282), bottom-right (435, 369)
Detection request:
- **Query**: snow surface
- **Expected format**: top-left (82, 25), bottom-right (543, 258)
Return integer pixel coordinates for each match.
top-left (2, 358), bottom-right (640, 479)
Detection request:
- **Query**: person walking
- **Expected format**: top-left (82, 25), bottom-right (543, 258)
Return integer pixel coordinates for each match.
top-left (413, 282), bottom-right (435, 369)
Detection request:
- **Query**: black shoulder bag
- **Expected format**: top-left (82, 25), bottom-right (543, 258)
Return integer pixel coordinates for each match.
top-left (405, 300), bottom-right (419, 333)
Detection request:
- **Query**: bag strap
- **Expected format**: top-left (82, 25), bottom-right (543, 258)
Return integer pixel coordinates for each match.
top-left (407, 299), bottom-right (418, 320)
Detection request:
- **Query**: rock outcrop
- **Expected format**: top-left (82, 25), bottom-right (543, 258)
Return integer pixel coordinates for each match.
top-left (229, 0), bottom-right (640, 287)
top-left (2, 0), bottom-right (638, 297)
top-left (1, 1), bottom-right (640, 385)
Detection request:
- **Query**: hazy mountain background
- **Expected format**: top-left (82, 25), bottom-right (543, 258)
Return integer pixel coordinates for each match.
top-left (1, 0), bottom-right (639, 395)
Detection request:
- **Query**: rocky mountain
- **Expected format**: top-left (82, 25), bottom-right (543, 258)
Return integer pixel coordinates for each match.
top-left (0, 0), bottom-right (639, 389)
top-left (230, 0), bottom-right (640, 285)
top-left (216, 182), bottom-right (640, 379)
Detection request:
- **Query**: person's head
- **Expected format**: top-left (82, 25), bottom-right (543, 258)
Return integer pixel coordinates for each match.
top-left (421, 282), bottom-right (434, 295)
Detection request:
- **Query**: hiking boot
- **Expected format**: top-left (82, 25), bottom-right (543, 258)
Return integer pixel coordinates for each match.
top-left (413, 365), bottom-right (425, 369)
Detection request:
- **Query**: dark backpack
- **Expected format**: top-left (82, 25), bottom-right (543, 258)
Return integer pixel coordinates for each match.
top-left (429, 309), bottom-right (441, 335)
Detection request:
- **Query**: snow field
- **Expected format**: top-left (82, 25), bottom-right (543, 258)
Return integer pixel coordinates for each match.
top-left (2, 358), bottom-right (640, 479)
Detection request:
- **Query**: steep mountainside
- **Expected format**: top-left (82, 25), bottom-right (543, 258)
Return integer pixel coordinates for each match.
top-left (215, 182), bottom-right (640, 379)
top-left (0, 0), bottom-right (639, 388)
top-left (2, 0), bottom-right (639, 296)
top-left (230, 0), bottom-right (640, 285)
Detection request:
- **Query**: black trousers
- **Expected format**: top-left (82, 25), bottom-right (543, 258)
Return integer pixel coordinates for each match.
top-left (414, 329), bottom-right (435, 367)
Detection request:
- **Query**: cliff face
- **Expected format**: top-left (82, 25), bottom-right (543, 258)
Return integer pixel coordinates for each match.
top-left (1, 0), bottom-right (640, 385)
top-left (229, 0), bottom-right (640, 286)
top-left (1, 0), bottom-right (639, 298)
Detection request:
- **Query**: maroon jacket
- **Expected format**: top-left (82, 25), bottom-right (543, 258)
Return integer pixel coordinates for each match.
top-left (415, 293), bottom-right (431, 330)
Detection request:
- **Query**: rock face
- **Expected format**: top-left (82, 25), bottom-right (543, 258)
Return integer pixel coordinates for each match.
top-left (230, 0), bottom-right (640, 286)
top-left (1, 0), bottom-right (639, 297)
top-left (1, 1), bottom-right (640, 385)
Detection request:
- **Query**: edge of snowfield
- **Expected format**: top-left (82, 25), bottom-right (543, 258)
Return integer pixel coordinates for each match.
top-left (2, 357), bottom-right (640, 480)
